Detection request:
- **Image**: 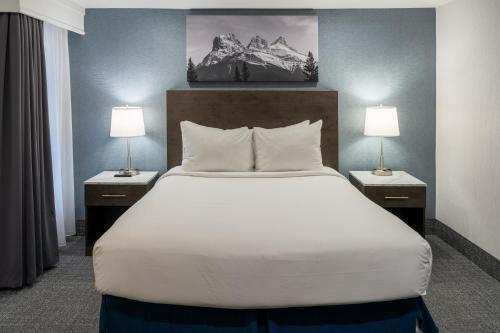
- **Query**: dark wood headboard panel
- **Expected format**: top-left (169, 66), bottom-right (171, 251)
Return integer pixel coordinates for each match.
top-left (166, 90), bottom-right (338, 170)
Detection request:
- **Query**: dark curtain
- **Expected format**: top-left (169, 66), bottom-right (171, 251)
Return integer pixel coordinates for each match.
top-left (0, 13), bottom-right (59, 288)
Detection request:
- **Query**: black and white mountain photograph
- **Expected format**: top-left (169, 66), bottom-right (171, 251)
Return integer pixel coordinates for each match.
top-left (186, 15), bottom-right (319, 82)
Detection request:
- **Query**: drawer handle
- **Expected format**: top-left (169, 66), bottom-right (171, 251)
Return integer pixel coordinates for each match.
top-left (384, 196), bottom-right (409, 200)
top-left (101, 194), bottom-right (127, 198)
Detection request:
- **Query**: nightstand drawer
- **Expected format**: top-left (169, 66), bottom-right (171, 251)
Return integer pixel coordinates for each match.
top-left (85, 184), bottom-right (149, 206)
top-left (364, 186), bottom-right (426, 208)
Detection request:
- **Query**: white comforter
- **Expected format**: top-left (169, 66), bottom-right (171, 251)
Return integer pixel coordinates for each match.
top-left (93, 167), bottom-right (432, 309)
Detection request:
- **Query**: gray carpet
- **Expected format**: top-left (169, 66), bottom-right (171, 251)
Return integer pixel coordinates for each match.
top-left (424, 236), bottom-right (500, 332)
top-left (0, 238), bottom-right (99, 333)
top-left (1, 235), bottom-right (499, 333)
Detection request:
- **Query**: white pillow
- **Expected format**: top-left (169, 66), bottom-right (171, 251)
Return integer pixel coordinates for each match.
top-left (180, 121), bottom-right (253, 171)
top-left (253, 120), bottom-right (323, 171)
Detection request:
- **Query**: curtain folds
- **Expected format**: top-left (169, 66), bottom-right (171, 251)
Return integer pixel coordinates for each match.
top-left (0, 13), bottom-right (59, 288)
top-left (43, 22), bottom-right (76, 246)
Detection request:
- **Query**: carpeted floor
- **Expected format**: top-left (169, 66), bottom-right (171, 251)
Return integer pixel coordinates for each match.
top-left (0, 237), bottom-right (98, 333)
top-left (0, 235), bottom-right (499, 333)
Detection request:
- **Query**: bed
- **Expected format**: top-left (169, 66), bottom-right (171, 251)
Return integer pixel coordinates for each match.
top-left (94, 91), bottom-right (437, 333)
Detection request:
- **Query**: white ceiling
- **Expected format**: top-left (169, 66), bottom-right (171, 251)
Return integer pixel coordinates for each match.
top-left (73, 0), bottom-right (454, 9)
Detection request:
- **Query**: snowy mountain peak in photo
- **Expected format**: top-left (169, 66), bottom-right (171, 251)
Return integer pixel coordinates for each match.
top-left (271, 36), bottom-right (288, 47)
top-left (211, 33), bottom-right (244, 52)
top-left (200, 33), bottom-right (306, 69)
top-left (247, 35), bottom-right (269, 51)
top-left (269, 37), bottom-right (306, 63)
top-left (200, 33), bottom-right (245, 67)
top-left (193, 32), bottom-right (318, 82)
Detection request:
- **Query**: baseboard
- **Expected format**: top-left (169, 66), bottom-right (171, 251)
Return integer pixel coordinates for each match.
top-left (425, 219), bottom-right (435, 235)
top-left (76, 219), bottom-right (85, 236)
top-left (429, 218), bottom-right (500, 281)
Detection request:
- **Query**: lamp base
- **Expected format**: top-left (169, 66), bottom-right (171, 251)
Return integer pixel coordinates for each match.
top-left (115, 169), bottom-right (140, 177)
top-left (372, 168), bottom-right (393, 176)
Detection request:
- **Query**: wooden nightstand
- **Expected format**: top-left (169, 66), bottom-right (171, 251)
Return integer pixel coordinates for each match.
top-left (349, 171), bottom-right (427, 237)
top-left (84, 171), bottom-right (159, 256)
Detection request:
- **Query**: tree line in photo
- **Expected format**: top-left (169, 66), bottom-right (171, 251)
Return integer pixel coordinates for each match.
top-left (186, 52), bottom-right (319, 82)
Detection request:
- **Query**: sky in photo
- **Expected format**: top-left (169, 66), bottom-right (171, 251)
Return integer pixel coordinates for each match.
top-left (187, 15), bottom-right (318, 65)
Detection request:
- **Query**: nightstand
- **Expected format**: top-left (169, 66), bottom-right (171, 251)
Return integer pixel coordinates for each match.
top-left (349, 171), bottom-right (427, 237)
top-left (84, 171), bottom-right (159, 256)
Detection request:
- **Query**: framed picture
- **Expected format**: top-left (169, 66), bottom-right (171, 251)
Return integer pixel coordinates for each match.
top-left (186, 15), bottom-right (319, 82)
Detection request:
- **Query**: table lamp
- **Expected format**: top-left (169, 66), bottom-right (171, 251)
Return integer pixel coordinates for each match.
top-left (110, 105), bottom-right (145, 177)
top-left (364, 105), bottom-right (400, 176)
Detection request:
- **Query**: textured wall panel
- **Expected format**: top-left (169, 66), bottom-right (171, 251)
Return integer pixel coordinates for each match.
top-left (69, 9), bottom-right (436, 220)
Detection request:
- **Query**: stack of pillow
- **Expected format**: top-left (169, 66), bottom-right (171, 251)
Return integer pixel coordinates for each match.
top-left (180, 120), bottom-right (323, 172)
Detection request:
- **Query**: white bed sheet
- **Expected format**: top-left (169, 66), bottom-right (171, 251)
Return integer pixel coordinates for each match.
top-left (93, 167), bottom-right (432, 309)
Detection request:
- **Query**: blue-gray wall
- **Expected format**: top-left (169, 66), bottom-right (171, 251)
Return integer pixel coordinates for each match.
top-left (69, 9), bottom-right (436, 220)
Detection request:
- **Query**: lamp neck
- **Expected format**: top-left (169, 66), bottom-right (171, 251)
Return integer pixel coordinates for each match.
top-left (379, 137), bottom-right (384, 170)
top-left (127, 138), bottom-right (132, 171)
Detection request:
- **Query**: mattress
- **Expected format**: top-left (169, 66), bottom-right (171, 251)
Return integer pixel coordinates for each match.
top-left (93, 167), bottom-right (432, 309)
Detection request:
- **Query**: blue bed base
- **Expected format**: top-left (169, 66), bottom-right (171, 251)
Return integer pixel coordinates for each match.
top-left (99, 295), bottom-right (438, 333)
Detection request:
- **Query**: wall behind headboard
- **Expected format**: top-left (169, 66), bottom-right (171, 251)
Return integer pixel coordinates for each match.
top-left (69, 9), bottom-right (436, 220)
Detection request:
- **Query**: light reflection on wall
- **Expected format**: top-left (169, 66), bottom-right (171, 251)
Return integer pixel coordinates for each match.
top-left (103, 63), bottom-right (156, 104)
top-left (341, 75), bottom-right (404, 173)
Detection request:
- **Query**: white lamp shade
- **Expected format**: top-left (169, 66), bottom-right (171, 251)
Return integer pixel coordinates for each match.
top-left (110, 106), bottom-right (145, 137)
top-left (364, 105), bottom-right (400, 137)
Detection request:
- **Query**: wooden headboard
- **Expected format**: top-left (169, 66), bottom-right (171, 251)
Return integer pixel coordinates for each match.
top-left (166, 90), bottom-right (339, 170)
